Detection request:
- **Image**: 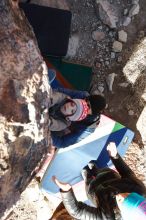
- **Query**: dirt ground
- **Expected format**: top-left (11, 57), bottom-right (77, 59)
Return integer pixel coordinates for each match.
top-left (6, 0), bottom-right (146, 219)
top-left (102, 0), bottom-right (146, 146)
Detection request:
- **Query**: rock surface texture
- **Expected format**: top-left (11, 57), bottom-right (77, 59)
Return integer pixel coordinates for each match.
top-left (0, 0), bottom-right (50, 218)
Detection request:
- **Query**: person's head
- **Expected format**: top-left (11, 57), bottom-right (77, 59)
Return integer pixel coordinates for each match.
top-left (88, 168), bottom-right (121, 218)
top-left (116, 192), bottom-right (146, 220)
top-left (60, 98), bottom-right (89, 121)
top-left (88, 95), bottom-right (106, 115)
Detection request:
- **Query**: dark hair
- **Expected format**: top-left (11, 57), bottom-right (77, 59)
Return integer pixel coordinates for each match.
top-left (88, 168), bottom-right (121, 220)
top-left (88, 95), bottom-right (106, 114)
top-left (94, 186), bottom-right (117, 220)
top-left (49, 98), bottom-right (75, 122)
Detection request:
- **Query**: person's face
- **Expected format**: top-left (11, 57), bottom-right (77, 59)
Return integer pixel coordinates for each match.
top-left (60, 101), bottom-right (77, 116)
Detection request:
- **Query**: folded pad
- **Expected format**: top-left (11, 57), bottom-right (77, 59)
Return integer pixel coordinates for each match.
top-left (40, 114), bottom-right (134, 201)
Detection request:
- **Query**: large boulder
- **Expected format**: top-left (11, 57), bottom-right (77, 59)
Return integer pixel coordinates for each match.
top-left (0, 0), bottom-right (50, 218)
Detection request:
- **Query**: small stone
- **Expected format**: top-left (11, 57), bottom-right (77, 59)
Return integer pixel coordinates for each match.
top-left (141, 87), bottom-right (146, 102)
top-left (95, 62), bottom-right (101, 68)
top-left (97, 1), bottom-right (119, 28)
top-left (129, 4), bottom-right (140, 17)
top-left (118, 30), bottom-right (127, 43)
top-left (66, 34), bottom-right (79, 57)
top-left (112, 41), bottom-right (123, 52)
top-left (111, 52), bottom-right (116, 59)
top-left (98, 26), bottom-right (103, 30)
top-left (109, 31), bottom-right (114, 37)
top-left (92, 31), bottom-right (105, 41)
top-left (128, 110), bottom-right (134, 115)
top-left (118, 82), bottom-right (129, 87)
top-left (138, 30), bottom-right (145, 39)
top-left (109, 108), bottom-right (114, 112)
top-left (106, 73), bottom-right (117, 92)
top-left (105, 61), bottom-right (110, 66)
top-left (117, 56), bottom-right (122, 62)
top-left (123, 16), bottom-right (131, 26)
top-left (98, 85), bottom-right (104, 93)
top-left (124, 8), bottom-right (128, 15)
top-left (132, 0), bottom-right (139, 4)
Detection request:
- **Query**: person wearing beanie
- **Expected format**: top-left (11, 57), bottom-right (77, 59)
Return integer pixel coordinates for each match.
top-left (51, 142), bottom-right (146, 220)
top-left (36, 88), bottom-right (106, 180)
top-left (50, 87), bottom-right (106, 149)
top-left (49, 89), bottom-right (90, 132)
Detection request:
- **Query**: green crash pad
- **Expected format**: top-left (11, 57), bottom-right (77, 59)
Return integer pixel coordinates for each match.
top-left (46, 57), bottom-right (92, 91)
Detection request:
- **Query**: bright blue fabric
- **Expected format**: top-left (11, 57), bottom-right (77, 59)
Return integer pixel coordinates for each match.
top-left (120, 193), bottom-right (146, 220)
top-left (41, 128), bottom-right (134, 194)
top-left (123, 192), bottom-right (146, 209)
top-left (48, 69), bottom-right (56, 84)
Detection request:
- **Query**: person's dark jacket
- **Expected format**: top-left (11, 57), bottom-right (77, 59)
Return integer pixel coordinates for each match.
top-left (60, 154), bottom-right (146, 220)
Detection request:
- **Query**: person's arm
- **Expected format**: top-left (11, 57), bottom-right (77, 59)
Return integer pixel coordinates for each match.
top-left (52, 176), bottom-right (103, 220)
top-left (49, 117), bottom-right (71, 132)
top-left (61, 188), bottom-right (104, 220)
top-left (55, 87), bottom-right (89, 99)
top-left (50, 90), bottom-right (69, 107)
top-left (51, 127), bottom-right (94, 148)
top-left (107, 142), bottom-right (135, 178)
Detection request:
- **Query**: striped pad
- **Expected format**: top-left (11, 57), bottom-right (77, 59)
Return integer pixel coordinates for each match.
top-left (40, 114), bottom-right (134, 201)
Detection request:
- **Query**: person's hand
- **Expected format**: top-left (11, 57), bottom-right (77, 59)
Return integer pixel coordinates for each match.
top-left (107, 142), bottom-right (118, 158)
top-left (52, 176), bottom-right (71, 192)
top-left (64, 128), bottom-right (71, 135)
top-left (48, 145), bottom-right (56, 156)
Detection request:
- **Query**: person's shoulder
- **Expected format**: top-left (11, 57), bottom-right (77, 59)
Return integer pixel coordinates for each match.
top-left (88, 113), bottom-right (100, 123)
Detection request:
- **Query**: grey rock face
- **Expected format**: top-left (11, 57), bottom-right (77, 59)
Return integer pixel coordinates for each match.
top-left (123, 16), bottom-right (131, 26)
top-left (129, 4), bottom-right (140, 17)
top-left (123, 38), bottom-right (146, 84)
top-left (137, 106), bottom-right (146, 145)
top-left (96, 0), bottom-right (119, 28)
